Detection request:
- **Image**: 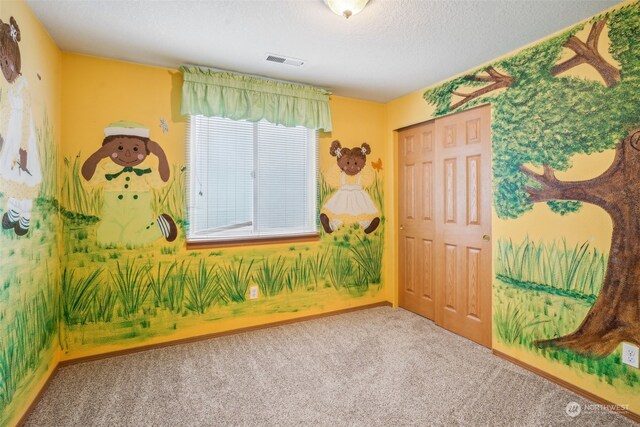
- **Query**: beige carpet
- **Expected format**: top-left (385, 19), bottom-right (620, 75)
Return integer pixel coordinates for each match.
top-left (27, 307), bottom-right (636, 426)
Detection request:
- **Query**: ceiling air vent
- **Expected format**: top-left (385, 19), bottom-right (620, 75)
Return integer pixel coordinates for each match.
top-left (265, 53), bottom-right (305, 67)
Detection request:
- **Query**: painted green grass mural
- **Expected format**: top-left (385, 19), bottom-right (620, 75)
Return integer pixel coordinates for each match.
top-left (184, 260), bottom-right (222, 314)
top-left (306, 249), bottom-right (329, 291)
top-left (0, 287), bottom-right (58, 414)
top-left (151, 164), bottom-right (186, 225)
top-left (425, 3), bottom-right (640, 357)
top-left (495, 238), bottom-right (606, 302)
top-left (328, 247), bottom-right (354, 290)
top-left (36, 113), bottom-right (57, 202)
top-left (91, 284), bottom-right (117, 324)
top-left (0, 244), bottom-right (59, 423)
top-left (0, 100), bottom-right (61, 422)
top-left (60, 213), bottom-right (385, 353)
top-left (61, 153), bottom-right (102, 221)
top-left (367, 171), bottom-right (384, 216)
top-left (254, 256), bottom-right (288, 297)
top-left (350, 233), bottom-right (384, 285)
top-left (112, 260), bottom-right (152, 319)
top-left (61, 267), bottom-right (101, 325)
top-left (494, 303), bottom-right (530, 345)
top-left (285, 254), bottom-right (309, 293)
top-left (494, 281), bottom-right (639, 389)
top-left (147, 261), bottom-right (177, 308)
top-left (219, 258), bottom-right (254, 302)
top-left (495, 235), bottom-right (640, 390)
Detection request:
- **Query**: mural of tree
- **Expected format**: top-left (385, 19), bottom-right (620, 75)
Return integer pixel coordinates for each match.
top-left (424, 3), bottom-right (640, 357)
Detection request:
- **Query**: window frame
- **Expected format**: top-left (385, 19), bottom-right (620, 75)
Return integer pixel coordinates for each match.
top-left (186, 115), bottom-right (320, 248)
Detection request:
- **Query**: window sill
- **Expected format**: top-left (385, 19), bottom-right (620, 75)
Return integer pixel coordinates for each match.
top-left (186, 233), bottom-right (320, 250)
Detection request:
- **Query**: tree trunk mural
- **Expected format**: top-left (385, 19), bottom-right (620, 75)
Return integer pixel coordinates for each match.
top-left (423, 5), bottom-right (640, 357)
top-left (521, 130), bottom-right (640, 356)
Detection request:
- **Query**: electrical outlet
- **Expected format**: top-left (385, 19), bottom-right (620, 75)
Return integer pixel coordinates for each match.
top-left (622, 342), bottom-right (639, 368)
top-left (249, 286), bottom-right (259, 300)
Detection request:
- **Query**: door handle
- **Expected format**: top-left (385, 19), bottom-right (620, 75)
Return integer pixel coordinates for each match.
top-left (482, 235), bottom-right (490, 241)
top-left (400, 225), bottom-right (405, 230)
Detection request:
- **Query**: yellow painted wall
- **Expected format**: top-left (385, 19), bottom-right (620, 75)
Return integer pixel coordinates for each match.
top-left (2, 0), bottom-right (636, 423)
top-left (0, 1), bottom-right (62, 425)
top-left (385, 0), bottom-right (638, 416)
top-left (59, 53), bottom-right (389, 360)
top-left (61, 54), bottom-right (186, 165)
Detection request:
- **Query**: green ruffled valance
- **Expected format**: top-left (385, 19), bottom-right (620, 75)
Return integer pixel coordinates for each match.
top-left (180, 66), bottom-right (332, 131)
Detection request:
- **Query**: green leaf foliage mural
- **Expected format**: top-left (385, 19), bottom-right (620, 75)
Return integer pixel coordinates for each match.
top-left (424, 3), bottom-right (640, 357)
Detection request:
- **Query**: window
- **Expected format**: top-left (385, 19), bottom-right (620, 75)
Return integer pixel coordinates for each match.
top-left (187, 116), bottom-right (318, 244)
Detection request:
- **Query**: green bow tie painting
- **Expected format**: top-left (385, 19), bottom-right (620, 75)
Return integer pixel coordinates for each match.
top-left (105, 166), bottom-right (152, 181)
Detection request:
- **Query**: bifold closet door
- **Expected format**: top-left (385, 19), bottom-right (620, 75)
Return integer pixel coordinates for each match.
top-left (398, 123), bottom-right (436, 320)
top-left (434, 106), bottom-right (492, 348)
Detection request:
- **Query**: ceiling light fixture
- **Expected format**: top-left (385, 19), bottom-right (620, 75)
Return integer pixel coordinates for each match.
top-left (323, 0), bottom-right (369, 19)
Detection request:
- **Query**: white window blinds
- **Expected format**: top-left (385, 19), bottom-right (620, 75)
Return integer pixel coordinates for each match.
top-left (188, 115), bottom-right (318, 241)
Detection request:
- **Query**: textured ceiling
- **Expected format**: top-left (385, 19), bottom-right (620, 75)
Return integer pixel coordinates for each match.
top-left (26, 0), bottom-right (621, 102)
